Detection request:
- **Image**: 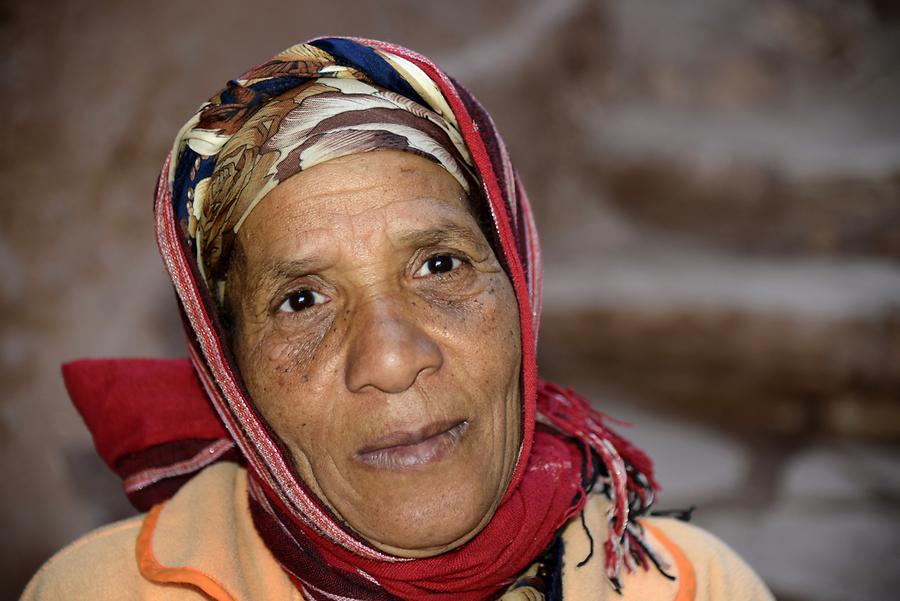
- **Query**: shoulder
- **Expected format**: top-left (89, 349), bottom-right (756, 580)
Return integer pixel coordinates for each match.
top-left (22, 463), bottom-right (294, 601)
top-left (20, 514), bottom-right (149, 600)
top-left (559, 494), bottom-right (774, 600)
top-left (641, 516), bottom-right (774, 601)
top-left (20, 463), bottom-right (248, 601)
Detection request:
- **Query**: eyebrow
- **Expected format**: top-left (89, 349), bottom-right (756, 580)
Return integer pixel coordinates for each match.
top-left (252, 256), bottom-right (327, 293)
top-left (248, 221), bottom-right (489, 295)
top-left (394, 221), bottom-right (489, 253)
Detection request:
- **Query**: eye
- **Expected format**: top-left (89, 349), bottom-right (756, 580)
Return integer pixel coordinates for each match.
top-left (278, 289), bottom-right (328, 313)
top-left (416, 254), bottom-right (462, 277)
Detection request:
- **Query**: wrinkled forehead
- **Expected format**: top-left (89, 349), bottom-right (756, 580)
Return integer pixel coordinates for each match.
top-left (230, 151), bottom-right (492, 282)
top-left (230, 150), bottom-right (493, 278)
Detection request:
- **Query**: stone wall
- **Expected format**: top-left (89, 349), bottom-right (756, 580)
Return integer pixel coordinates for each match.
top-left (2, 1), bottom-right (898, 599)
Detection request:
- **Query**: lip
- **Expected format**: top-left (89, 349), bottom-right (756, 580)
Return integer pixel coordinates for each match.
top-left (355, 420), bottom-right (469, 470)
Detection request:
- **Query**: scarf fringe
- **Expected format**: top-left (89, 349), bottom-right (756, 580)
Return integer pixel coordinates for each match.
top-left (535, 381), bottom-right (662, 590)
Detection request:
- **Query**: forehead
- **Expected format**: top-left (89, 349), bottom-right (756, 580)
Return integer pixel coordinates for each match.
top-left (237, 150), bottom-right (478, 249)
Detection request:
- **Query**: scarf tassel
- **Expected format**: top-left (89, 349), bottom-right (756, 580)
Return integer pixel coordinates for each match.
top-left (535, 381), bottom-right (663, 589)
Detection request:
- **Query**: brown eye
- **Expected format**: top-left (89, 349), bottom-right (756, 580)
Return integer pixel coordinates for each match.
top-left (278, 289), bottom-right (326, 313)
top-left (416, 254), bottom-right (461, 277)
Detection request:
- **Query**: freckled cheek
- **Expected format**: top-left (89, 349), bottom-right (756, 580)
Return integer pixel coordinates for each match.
top-left (477, 280), bottom-right (522, 403)
top-left (459, 282), bottom-right (521, 476)
top-left (242, 340), bottom-right (333, 457)
top-left (238, 321), bottom-right (338, 425)
top-left (437, 277), bottom-right (521, 385)
top-left (260, 333), bottom-right (303, 372)
top-left (253, 315), bottom-right (336, 374)
top-left (469, 277), bottom-right (520, 348)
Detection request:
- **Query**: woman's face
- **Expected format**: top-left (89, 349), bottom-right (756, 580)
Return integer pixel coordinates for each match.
top-left (227, 150), bottom-right (522, 557)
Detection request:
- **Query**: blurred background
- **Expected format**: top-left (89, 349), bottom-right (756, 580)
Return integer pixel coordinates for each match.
top-left (2, 1), bottom-right (899, 599)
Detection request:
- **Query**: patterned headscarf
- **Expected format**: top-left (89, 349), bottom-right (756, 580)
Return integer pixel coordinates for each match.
top-left (149, 37), bottom-right (661, 600)
top-left (172, 56), bottom-right (478, 298)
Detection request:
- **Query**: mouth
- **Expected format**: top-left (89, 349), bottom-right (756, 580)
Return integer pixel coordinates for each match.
top-left (355, 420), bottom-right (469, 470)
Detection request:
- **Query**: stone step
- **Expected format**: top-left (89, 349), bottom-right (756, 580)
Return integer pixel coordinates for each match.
top-left (537, 249), bottom-right (900, 437)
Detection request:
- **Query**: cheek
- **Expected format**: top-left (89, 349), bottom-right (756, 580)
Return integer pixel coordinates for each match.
top-left (461, 275), bottom-right (520, 363)
top-left (233, 311), bottom-right (339, 439)
top-left (434, 272), bottom-right (522, 403)
top-left (448, 274), bottom-right (523, 486)
top-left (266, 314), bottom-right (335, 371)
top-left (238, 308), bottom-right (336, 384)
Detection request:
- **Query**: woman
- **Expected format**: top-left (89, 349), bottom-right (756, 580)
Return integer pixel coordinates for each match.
top-left (23, 37), bottom-right (773, 600)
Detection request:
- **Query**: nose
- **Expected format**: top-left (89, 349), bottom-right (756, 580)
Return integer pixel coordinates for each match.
top-left (345, 296), bottom-right (443, 394)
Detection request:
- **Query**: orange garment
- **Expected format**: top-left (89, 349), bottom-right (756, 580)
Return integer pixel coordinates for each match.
top-left (22, 463), bottom-right (773, 600)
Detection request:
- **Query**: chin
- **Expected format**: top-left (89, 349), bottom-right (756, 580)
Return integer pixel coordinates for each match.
top-left (336, 460), bottom-right (503, 556)
top-left (364, 484), bottom-right (496, 554)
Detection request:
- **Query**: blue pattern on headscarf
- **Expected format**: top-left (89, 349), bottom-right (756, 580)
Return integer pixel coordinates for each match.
top-left (310, 37), bottom-right (427, 107)
top-left (246, 76), bottom-right (310, 102)
top-left (172, 149), bottom-right (196, 223)
top-left (172, 75), bottom-right (309, 229)
top-left (172, 148), bottom-right (215, 245)
top-left (217, 76), bottom-right (311, 112)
